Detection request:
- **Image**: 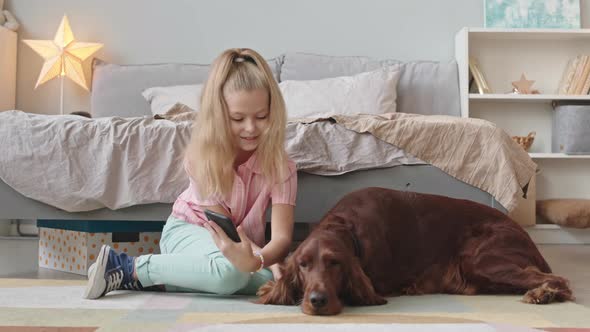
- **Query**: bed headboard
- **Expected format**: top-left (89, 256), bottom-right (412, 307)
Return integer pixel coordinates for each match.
top-left (90, 53), bottom-right (460, 118)
top-left (280, 53), bottom-right (460, 117)
top-left (90, 58), bottom-right (283, 118)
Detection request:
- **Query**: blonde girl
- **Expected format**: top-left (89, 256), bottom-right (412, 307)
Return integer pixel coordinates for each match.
top-left (84, 48), bottom-right (297, 299)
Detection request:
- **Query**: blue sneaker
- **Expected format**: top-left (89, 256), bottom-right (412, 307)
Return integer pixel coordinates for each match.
top-left (83, 245), bottom-right (143, 299)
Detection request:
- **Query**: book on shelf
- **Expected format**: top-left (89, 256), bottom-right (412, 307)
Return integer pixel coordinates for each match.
top-left (560, 55), bottom-right (590, 95)
top-left (581, 67), bottom-right (590, 95)
top-left (558, 56), bottom-right (579, 95)
top-left (575, 56), bottom-right (590, 95)
top-left (568, 55), bottom-right (588, 95)
top-left (574, 55), bottom-right (590, 95)
top-left (468, 57), bottom-right (491, 94)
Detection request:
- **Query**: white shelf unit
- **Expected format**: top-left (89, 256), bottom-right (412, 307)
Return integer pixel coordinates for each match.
top-left (529, 153), bottom-right (590, 159)
top-left (470, 93), bottom-right (590, 102)
top-left (0, 25), bottom-right (17, 111)
top-left (455, 27), bottom-right (590, 205)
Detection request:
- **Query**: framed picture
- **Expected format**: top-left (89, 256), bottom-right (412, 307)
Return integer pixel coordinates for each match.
top-left (485, 0), bottom-right (581, 29)
top-left (469, 57), bottom-right (492, 94)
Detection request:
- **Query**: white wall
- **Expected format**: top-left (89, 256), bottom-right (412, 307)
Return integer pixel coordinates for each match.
top-left (5, 0), bottom-right (590, 115)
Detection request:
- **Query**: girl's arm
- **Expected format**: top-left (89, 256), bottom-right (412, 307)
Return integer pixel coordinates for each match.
top-left (257, 203), bottom-right (294, 267)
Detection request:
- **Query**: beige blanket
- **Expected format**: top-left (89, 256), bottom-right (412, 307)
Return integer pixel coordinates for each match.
top-left (0, 109), bottom-right (534, 212)
top-left (293, 113), bottom-right (537, 211)
top-left (0, 111), bottom-right (420, 212)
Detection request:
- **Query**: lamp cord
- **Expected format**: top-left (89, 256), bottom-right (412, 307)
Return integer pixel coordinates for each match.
top-left (60, 75), bottom-right (64, 115)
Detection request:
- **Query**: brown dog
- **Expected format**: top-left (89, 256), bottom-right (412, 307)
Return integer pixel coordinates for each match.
top-left (257, 187), bottom-right (573, 315)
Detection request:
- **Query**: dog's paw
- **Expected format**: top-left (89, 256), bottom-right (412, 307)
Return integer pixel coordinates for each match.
top-left (523, 289), bottom-right (555, 304)
top-left (522, 283), bottom-right (558, 305)
top-left (401, 285), bottom-right (423, 295)
top-left (374, 296), bottom-right (388, 305)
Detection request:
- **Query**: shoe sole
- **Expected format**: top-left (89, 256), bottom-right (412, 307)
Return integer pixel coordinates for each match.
top-left (83, 244), bottom-right (110, 299)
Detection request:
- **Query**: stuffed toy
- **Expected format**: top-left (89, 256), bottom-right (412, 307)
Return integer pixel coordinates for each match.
top-left (0, 0), bottom-right (20, 32)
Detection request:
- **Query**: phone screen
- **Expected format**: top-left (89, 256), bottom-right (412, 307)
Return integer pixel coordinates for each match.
top-left (204, 209), bottom-right (241, 242)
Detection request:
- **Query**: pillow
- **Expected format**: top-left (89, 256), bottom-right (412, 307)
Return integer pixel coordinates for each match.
top-left (279, 66), bottom-right (401, 119)
top-left (536, 199), bottom-right (590, 228)
top-left (280, 52), bottom-right (461, 117)
top-left (143, 84), bottom-right (202, 116)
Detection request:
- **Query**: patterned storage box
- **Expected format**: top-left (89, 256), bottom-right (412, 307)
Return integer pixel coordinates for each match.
top-left (37, 220), bottom-right (165, 276)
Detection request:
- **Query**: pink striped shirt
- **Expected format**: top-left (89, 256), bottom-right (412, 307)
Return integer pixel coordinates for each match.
top-left (171, 153), bottom-right (297, 247)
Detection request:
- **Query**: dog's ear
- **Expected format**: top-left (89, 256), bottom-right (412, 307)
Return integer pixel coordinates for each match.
top-left (342, 259), bottom-right (387, 306)
top-left (256, 258), bottom-right (302, 305)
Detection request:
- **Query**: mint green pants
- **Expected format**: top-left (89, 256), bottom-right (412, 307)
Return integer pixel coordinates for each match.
top-left (135, 215), bottom-right (273, 295)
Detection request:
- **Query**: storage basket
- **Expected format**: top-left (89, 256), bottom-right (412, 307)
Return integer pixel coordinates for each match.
top-left (512, 132), bottom-right (535, 151)
top-left (552, 102), bottom-right (590, 154)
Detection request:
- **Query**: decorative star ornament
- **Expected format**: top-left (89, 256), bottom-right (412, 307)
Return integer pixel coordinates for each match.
top-left (22, 15), bottom-right (103, 91)
top-left (511, 73), bottom-right (536, 94)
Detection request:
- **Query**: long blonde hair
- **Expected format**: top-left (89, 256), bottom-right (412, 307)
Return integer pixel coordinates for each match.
top-left (185, 48), bottom-right (288, 199)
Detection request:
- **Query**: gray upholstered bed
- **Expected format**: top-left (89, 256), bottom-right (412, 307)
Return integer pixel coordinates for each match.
top-left (0, 165), bottom-right (506, 222)
top-left (0, 52), bottom-right (509, 224)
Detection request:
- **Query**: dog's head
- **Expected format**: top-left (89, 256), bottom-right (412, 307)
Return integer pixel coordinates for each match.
top-left (257, 221), bottom-right (386, 315)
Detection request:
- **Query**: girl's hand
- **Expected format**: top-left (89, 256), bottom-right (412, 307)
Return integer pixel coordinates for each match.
top-left (246, 239), bottom-right (282, 280)
top-left (269, 263), bottom-right (283, 280)
top-left (203, 220), bottom-right (259, 273)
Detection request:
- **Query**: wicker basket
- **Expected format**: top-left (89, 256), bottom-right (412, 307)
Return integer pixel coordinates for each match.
top-left (512, 131), bottom-right (536, 151)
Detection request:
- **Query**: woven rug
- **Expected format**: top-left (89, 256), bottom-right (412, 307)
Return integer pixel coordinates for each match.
top-left (0, 279), bottom-right (589, 332)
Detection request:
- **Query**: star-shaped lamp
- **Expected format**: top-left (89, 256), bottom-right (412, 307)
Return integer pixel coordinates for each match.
top-left (512, 73), bottom-right (536, 94)
top-left (22, 15), bottom-right (103, 114)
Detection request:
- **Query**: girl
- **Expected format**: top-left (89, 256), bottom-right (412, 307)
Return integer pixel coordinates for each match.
top-left (84, 48), bottom-right (297, 299)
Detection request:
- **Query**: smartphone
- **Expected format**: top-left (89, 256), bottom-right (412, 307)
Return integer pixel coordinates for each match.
top-left (204, 209), bottom-right (241, 242)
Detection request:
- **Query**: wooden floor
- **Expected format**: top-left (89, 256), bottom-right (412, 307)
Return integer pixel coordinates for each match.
top-left (0, 237), bottom-right (588, 306)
